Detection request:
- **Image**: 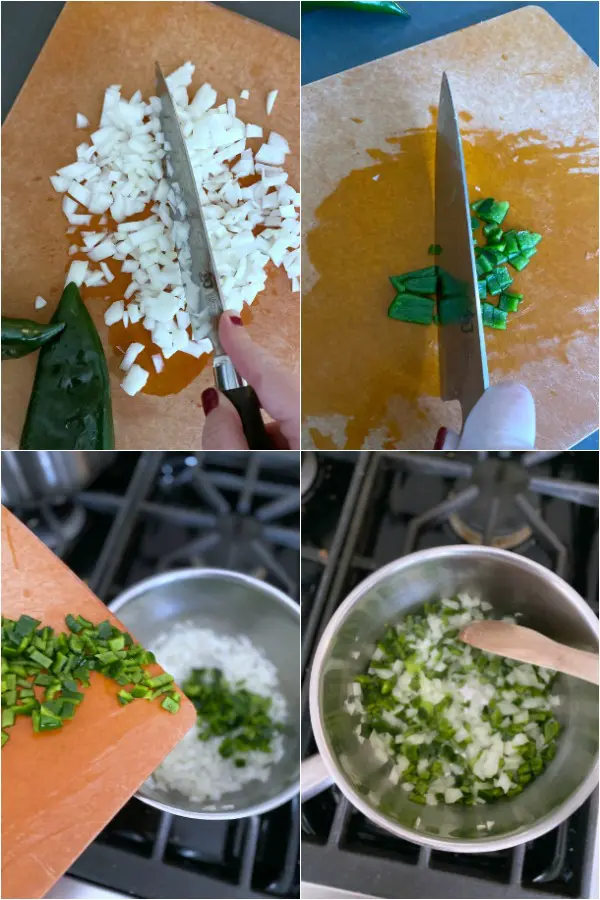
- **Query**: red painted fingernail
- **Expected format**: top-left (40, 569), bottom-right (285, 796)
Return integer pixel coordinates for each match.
top-left (202, 388), bottom-right (219, 416)
top-left (433, 427), bottom-right (447, 450)
top-left (228, 315), bottom-right (243, 326)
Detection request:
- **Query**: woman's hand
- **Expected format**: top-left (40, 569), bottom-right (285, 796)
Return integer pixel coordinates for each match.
top-left (201, 313), bottom-right (300, 449)
top-left (434, 382), bottom-right (536, 450)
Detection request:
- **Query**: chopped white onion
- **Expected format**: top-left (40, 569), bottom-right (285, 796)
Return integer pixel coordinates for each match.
top-left (121, 363), bottom-right (149, 396)
top-left (76, 113), bottom-right (90, 129)
top-left (88, 239), bottom-right (114, 262)
top-left (100, 261), bottom-right (115, 283)
top-left (50, 175), bottom-right (70, 192)
top-left (268, 131), bottom-right (290, 154)
top-left (120, 342), bottom-right (145, 371)
top-left (104, 300), bottom-right (124, 326)
top-left (65, 260), bottom-right (88, 287)
top-left (266, 89), bottom-right (278, 115)
top-left (84, 270), bottom-right (105, 288)
top-left (34, 295), bottom-right (47, 310)
top-left (183, 338), bottom-right (212, 358)
top-left (151, 353), bottom-right (164, 373)
top-left (51, 64), bottom-right (297, 395)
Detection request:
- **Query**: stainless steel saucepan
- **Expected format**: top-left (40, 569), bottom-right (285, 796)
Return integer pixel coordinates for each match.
top-left (303, 545), bottom-right (599, 852)
top-left (110, 568), bottom-right (300, 820)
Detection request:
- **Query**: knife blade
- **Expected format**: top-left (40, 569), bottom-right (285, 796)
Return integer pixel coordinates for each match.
top-left (155, 63), bottom-right (271, 449)
top-left (436, 71), bottom-right (489, 424)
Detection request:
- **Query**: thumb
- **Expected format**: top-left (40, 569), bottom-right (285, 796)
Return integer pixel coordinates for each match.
top-left (459, 382), bottom-right (536, 450)
top-left (201, 387), bottom-right (248, 450)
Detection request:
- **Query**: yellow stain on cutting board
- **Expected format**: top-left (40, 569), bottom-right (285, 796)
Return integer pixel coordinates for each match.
top-left (302, 112), bottom-right (598, 450)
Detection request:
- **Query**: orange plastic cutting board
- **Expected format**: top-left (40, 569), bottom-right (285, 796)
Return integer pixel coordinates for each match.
top-left (1, 507), bottom-right (197, 900)
top-left (302, 7), bottom-right (599, 450)
top-left (2, 1), bottom-right (299, 450)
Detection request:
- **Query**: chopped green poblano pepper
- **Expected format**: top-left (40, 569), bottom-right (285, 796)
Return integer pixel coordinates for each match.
top-left (428, 244), bottom-right (442, 256)
top-left (388, 199), bottom-right (540, 330)
top-left (182, 667), bottom-right (285, 764)
top-left (482, 302), bottom-right (508, 330)
top-left (0, 613), bottom-right (180, 746)
top-left (471, 197), bottom-right (510, 225)
top-left (348, 594), bottom-right (561, 807)
top-left (499, 294), bottom-right (520, 313)
top-left (388, 293), bottom-right (435, 325)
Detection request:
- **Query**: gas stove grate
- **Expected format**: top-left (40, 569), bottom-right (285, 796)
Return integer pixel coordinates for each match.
top-left (301, 451), bottom-right (598, 899)
top-left (8, 451), bottom-right (300, 900)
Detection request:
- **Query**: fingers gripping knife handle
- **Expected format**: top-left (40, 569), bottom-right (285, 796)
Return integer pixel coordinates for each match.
top-left (214, 355), bottom-right (272, 449)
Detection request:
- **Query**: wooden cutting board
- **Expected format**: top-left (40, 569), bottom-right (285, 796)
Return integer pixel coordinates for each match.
top-left (2, 1), bottom-right (299, 450)
top-left (302, 7), bottom-right (598, 450)
top-left (1, 507), bottom-right (197, 900)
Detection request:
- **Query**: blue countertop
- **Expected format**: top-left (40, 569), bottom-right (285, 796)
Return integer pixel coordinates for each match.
top-left (302, 1), bottom-right (599, 449)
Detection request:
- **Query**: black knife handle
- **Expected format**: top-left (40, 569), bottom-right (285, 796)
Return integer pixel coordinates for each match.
top-left (223, 384), bottom-right (272, 449)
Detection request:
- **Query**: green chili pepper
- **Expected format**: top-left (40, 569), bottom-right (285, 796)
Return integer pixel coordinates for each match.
top-left (400, 275), bottom-right (437, 295)
top-left (182, 667), bottom-right (284, 763)
top-left (161, 696), bottom-right (180, 714)
top-left (1, 317), bottom-right (65, 360)
top-left (516, 230), bottom-right (542, 252)
top-left (20, 283), bottom-right (114, 450)
top-left (388, 293), bottom-right (435, 325)
top-left (146, 672), bottom-right (174, 690)
top-left (482, 223), bottom-right (503, 242)
top-left (428, 244), bottom-right (442, 256)
top-left (481, 303), bottom-right (508, 330)
top-left (499, 294), bottom-right (519, 313)
top-left (509, 252), bottom-right (533, 272)
top-left (302, 1), bottom-right (409, 16)
top-left (390, 198), bottom-right (541, 331)
top-left (471, 197), bottom-right (510, 225)
top-left (475, 254), bottom-right (494, 276)
top-left (1, 613), bottom-right (179, 745)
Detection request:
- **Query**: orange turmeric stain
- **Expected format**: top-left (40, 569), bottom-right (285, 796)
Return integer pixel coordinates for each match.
top-left (302, 117), bottom-right (598, 449)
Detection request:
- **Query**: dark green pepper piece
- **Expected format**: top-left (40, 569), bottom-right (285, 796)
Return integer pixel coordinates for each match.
top-left (302, 1), bottom-right (409, 16)
top-left (1, 317), bottom-right (65, 360)
top-left (388, 293), bottom-right (435, 325)
top-left (20, 283), bottom-right (114, 450)
top-left (499, 294), bottom-right (519, 313)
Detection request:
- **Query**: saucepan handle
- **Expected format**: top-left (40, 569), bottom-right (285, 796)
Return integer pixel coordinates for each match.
top-left (301, 754), bottom-right (334, 802)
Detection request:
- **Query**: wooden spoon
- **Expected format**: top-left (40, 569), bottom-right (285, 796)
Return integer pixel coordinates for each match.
top-left (460, 620), bottom-right (599, 685)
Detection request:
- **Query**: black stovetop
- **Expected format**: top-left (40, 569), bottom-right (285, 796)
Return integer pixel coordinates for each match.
top-left (301, 451), bottom-right (599, 900)
top-left (10, 451), bottom-right (300, 900)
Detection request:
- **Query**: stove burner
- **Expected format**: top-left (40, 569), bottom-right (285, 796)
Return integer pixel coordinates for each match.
top-left (449, 458), bottom-right (534, 549)
top-left (19, 503), bottom-right (87, 555)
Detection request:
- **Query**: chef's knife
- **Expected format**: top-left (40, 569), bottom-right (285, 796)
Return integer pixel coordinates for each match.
top-left (155, 63), bottom-right (271, 449)
top-left (436, 71), bottom-right (489, 427)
